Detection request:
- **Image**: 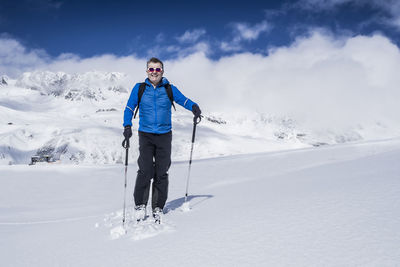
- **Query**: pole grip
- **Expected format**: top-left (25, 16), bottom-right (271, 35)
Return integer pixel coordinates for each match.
top-left (122, 139), bottom-right (130, 166)
top-left (191, 115), bottom-right (202, 143)
top-left (122, 138), bottom-right (130, 149)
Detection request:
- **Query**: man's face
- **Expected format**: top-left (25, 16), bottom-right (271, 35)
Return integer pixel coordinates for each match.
top-left (147, 62), bottom-right (164, 86)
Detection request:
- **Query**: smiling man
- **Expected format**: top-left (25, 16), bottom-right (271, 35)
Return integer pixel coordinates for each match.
top-left (123, 57), bottom-right (201, 223)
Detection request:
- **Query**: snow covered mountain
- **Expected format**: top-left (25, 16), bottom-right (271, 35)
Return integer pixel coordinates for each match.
top-left (0, 70), bottom-right (399, 165)
top-left (1, 75), bottom-right (8, 86)
top-left (15, 71), bottom-right (129, 100)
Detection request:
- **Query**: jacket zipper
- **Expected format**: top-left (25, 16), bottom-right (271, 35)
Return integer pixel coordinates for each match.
top-left (154, 85), bottom-right (157, 132)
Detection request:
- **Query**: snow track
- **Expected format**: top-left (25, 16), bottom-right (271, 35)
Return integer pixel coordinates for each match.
top-left (0, 215), bottom-right (101, 225)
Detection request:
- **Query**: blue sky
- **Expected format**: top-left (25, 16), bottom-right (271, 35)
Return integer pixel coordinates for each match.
top-left (1, 0), bottom-right (400, 60)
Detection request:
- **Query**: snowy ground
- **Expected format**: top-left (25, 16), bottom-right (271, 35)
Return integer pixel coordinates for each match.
top-left (1, 137), bottom-right (399, 266)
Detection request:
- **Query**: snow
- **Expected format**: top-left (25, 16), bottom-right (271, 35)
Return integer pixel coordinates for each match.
top-left (2, 70), bottom-right (400, 165)
top-left (180, 201), bottom-right (191, 212)
top-left (1, 69), bottom-right (400, 265)
top-left (1, 138), bottom-right (400, 266)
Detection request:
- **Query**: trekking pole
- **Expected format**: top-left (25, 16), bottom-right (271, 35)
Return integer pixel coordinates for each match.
top-left (184, 116), bottom-right (202, 204)
top-left (121, 138), bottom-right (130, 228)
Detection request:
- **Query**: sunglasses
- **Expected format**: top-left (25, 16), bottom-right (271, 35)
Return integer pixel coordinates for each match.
top-left (147, 67), bottom-right (163, 72)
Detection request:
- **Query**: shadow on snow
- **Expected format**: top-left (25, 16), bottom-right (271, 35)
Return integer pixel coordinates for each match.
top-left (164, 194), bottom-right (214, 214)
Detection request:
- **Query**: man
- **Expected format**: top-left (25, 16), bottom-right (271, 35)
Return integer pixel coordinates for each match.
top-left (123, 57), bottom-right (201, 223)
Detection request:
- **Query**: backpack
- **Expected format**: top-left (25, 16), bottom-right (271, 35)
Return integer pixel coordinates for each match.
top-left (133, 82), bottom-right (176, 119)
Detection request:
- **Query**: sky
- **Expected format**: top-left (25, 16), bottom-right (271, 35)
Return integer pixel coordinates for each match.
top-left (1, 0), bottom-right (400, 61)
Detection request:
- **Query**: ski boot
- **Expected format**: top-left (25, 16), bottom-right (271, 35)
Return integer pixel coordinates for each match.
top-left (134, 204), bottom-right (146, 222)
top-left (153, 207), bottom-right (163, 224)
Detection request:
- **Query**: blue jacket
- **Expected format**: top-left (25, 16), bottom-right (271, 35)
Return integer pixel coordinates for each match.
top-left (123, 77), bottom-right (196, 134)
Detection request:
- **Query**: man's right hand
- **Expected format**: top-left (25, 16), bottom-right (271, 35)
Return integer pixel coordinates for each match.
top-left (123, 125), bottom-right (132, 140)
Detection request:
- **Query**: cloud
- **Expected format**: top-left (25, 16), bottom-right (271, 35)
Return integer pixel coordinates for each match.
top-left (369, 0), bottom-right (400, 30)
top-left (0, 35), bottom-right (148, 83)
top-left (2, 31), bottom-right (400, 133)
top-left (0, 35), bottom-right (50, 77)
top-left (220, 20), bottom-right (271, 52)
top-left (155, 33), bottom-right (165, 43)
top-left (296, 0), bottom-right (354, 10)
top-left (25, 0), bottom-right (63, 10)
top-left (296, 0), bottom-right (400, 30)
top-left (232, 20), bottom-right (271, 42)
top-left (132, 29), bottom-right (209, 59)
top-left (176, 29), bottom-right (206, 43)
top-left (146, 41), bottom-right (210, 59)
top-left (219, 41), bottom-right (242, 52)
top-left (0, 34), bottom-right (210, 79)
top-left (169, 30), bottom-right (400, 132)
top-left (392, 16), bottom-right (400, 28)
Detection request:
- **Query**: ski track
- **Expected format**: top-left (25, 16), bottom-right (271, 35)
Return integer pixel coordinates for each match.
top-left (0, 215), bottom-right (101, 226)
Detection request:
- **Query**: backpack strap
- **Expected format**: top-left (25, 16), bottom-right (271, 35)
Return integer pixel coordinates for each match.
top-left (133, 82), bottom-right (176, 119)
top-left (165, 84), bottom-right (176, 111)
top-left (133, 82), bottom-right (147, 119)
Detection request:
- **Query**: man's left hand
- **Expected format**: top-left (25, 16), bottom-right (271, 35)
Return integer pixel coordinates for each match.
top-left (192, 104), bottom-right (202, 120)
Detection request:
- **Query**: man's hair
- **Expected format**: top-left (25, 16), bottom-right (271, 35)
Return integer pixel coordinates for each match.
top-left (147, 57), bottom-right (164, 69)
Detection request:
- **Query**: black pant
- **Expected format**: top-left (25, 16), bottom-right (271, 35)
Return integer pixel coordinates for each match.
top-left (134, 131), bottom-right (172, 210)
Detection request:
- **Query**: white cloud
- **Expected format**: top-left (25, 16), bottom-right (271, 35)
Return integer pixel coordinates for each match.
top-left (185, 42), bottom-right (209, 56)
top-left (155, 33), bottom-right (165, 43)
top-left (146, 40), bottom-right (210, 59)
top-left (144, 29), bottom-right (209, 58)
top-left (370, 0), bottom-right (400, 30)
top-left (176, 29), bottom-right (206, 43)
top-left (219, 41), bottom-right (242, 52)
top-left (168, 30), bottom-right (400, 132)
top-left (220, 20), bottom-right (271, 52)
top-left (0, 36), bottom-right (147, 82)
top-left (392, 16), bottom-right (400, 28)
top-left (2, 32), bottom-right (400, 133)
top-left (27, 0), bottom-right (63, 10)
top-left (0, 36), bottom-right (49, 77)
top-left (232, 20), bottom-right (271, 42)
top-left (168, 42), bottom-right (210, 58)
top-left (297, 0), bottom-right (353, 10)
top-left (297, 0), bottom-right (400, 30)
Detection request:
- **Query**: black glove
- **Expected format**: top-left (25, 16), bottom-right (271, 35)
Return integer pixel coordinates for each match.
top-left (123, 125), bottom-right (132, 140)
top-left (192, 104), bottom-right (201, 120)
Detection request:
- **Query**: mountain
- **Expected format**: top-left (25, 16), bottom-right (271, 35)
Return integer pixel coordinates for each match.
top-left (1, 75), bottom-right (8, 85)
top-left (15, 71), bottom-right (129, 100)
top-left (0, 70), bottom-right (398, 165)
